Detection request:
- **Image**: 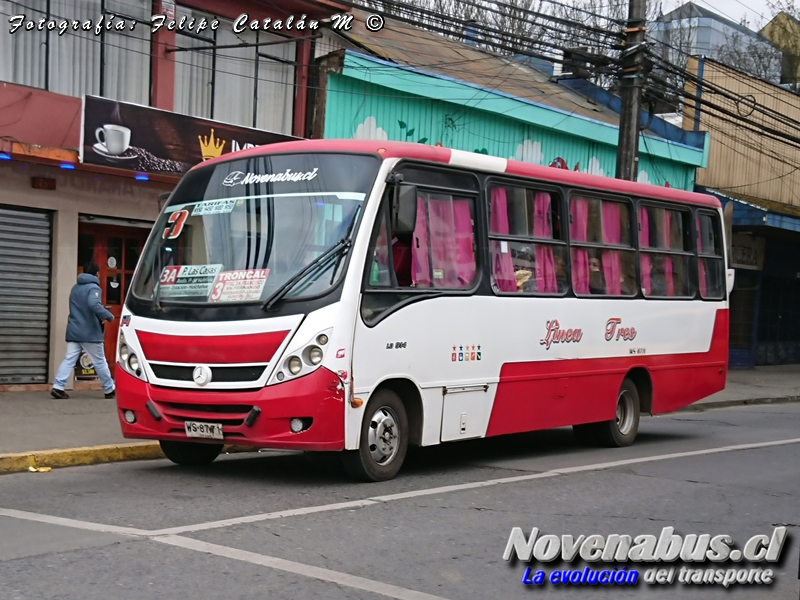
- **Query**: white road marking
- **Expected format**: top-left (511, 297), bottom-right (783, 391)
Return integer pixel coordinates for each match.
top-left (150, 436), bottom-right (800, 535)
top-left (0, 507), bottom-right (148, 537)
top-left (149, 499), bottom-right (379, 536)
top-left (3, 437), bottom-right (800, 540)
top-left (155, 535), bottom-right (450, 600)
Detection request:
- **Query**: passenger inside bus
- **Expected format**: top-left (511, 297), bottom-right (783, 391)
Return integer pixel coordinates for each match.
top-left (589, 253), bottom-right (606, 294)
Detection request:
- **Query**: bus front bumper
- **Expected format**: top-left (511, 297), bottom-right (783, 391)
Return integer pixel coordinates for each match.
top-left (115, 367), bottom-right (346, 451)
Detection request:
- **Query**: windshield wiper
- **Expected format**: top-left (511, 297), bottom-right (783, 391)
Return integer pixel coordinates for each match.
top-left (261, 207), bottom-right (362, 312)
top-left (261, 238), bottom-right (350, 311)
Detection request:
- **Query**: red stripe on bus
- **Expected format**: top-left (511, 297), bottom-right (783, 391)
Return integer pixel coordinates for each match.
top-left (485, 309), bottom-right (729, 437)
top-left (136, 330), bottom-right (290, 364)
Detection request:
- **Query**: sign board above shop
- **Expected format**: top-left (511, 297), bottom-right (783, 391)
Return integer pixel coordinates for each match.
top-left (79, 96), bottom-right (299, 176)
top-left (731, 233), bottom-right (766, 270)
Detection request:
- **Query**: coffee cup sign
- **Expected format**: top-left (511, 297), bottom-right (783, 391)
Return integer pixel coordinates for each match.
top-left (96, 124), bottom-right (131, 156)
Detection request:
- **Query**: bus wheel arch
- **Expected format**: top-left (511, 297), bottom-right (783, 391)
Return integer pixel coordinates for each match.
top-left (374, 378), bottom-right (424, 447)
top-left (342, 386), bottom-right (408, 481)
top-left (573, 374), bottom-right (646, 448)
top-left (625, 367), bottom-right (653, 415)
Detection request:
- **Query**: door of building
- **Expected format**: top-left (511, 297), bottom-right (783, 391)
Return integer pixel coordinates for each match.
top-left (77, 221), bottom-right (152, 377)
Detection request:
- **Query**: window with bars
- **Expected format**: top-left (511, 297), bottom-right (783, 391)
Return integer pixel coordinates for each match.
top-left (173, 5), bottom-right (295, 133)
top-left (0, 0), bottom-right (151, 105)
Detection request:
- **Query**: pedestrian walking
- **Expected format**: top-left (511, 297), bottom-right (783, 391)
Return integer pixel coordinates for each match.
top-left (51, 262), bottom-right (116, 399)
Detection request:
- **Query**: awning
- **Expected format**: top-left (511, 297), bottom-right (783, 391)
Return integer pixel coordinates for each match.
top-left (698, 187), bottom-right (800, 233)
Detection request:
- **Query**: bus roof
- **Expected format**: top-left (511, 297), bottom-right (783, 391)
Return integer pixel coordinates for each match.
top-left (196, 139), bottom-right (720, 209)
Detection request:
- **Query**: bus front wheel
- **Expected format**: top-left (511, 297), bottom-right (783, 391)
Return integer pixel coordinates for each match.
top-left (342, 389), bottom-right (409, 482)
top-left (573, 378), bottom-right (640, 448)
top-left (160, 440), bottom-right (223, 466)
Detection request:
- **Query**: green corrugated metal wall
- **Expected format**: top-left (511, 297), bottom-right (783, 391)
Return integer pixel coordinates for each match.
top-left (323, 75), bottom-right (696, 191)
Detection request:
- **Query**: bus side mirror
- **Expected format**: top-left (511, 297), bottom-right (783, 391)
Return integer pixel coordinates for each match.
top-left (723, 202), bottom-right (734, 296)
top-left (723, 202), bottom-right (733, 263)
top-left (393, 184), bottom-right (418, 235)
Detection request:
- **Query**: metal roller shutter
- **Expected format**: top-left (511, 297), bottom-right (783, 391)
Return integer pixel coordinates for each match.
top-left (0, 206), bottom-right (52, 384)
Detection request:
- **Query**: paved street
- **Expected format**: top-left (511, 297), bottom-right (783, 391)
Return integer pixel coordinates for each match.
top-left (1, 404), bottom-right (799, 599)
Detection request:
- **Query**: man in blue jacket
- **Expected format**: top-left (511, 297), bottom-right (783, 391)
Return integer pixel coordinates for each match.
top-left (51, 262), bottom-right (116, 399)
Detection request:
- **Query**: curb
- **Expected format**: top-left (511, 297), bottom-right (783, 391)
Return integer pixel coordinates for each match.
top-left (0, 443), bottom-right (259, 475)
top-left (678, 396), bottom-right (800, 413)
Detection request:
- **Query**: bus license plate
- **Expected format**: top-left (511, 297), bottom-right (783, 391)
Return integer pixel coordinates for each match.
top-left (184, 421), bottom-right (223, 440)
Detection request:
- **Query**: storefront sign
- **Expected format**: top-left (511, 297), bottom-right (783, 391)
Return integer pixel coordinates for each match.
top-left (80, 96), bottom-right (298, 175)
top-left (731, 234), bottom-right (765, 270)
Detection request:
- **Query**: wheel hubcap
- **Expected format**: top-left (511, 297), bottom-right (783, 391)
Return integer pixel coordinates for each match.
top-left (367, 406), bottom-right (400, 465)
top-left (616, 390), bottom-right (635, 435)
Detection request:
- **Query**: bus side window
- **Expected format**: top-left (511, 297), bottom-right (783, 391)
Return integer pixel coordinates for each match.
top-left (639, 205), bottom-right (693, 298)
top-left (570, 196), bottom-right (636, 297)
top-left (368, 208), bottom-right (393, 287)
top-left (488, 183), bottom-right (567, 295)
top-left (696, 212), bottom-right (725, 299)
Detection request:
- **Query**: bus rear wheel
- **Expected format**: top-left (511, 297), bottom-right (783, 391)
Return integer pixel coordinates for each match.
top-left (342, 389), bottom-right (408, 482)
top-left (573, 378), bottom-right (640, 448)
top-left (160, 440), bottom-right (223, 466)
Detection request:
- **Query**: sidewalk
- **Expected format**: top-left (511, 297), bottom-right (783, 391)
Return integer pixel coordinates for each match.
top-left (1, 365), bottom-right (798, 471)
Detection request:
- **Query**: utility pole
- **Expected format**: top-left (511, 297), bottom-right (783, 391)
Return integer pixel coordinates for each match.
top-left (616, 0), bottom-right (648, 181)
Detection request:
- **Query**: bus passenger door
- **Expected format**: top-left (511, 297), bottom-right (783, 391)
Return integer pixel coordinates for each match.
top-left (440, 383), bottom-right (495, 441)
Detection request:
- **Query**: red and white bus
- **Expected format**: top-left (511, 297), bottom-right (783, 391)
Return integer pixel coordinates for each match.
top-left (115, 139), bottom-right (732, 481)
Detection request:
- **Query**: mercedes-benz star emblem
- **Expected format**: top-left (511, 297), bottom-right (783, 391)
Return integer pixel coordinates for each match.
top-left (193, 365), bottom-right (212, 386)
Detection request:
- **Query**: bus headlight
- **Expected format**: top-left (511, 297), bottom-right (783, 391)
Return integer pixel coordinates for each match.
top-left (287, 356), bottom-right (302, 375)
top-left (128, 354), bottom-right (140, 372)
top-left (307, 346), bottom-right (323, 365)
top-left (270, 328), bottom-right (333, 386)
top-left (119, 343), bottom-right (130, 363)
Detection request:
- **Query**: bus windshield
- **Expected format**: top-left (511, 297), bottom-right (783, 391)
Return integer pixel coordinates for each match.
top-left (132, 152), bottom-right (380, 305)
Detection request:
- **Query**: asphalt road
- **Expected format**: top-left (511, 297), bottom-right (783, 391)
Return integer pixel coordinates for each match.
top-left (1, 404), bottom-right (798, 600)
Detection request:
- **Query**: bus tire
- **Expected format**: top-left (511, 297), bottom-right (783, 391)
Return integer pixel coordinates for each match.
top-left (596, 378), bottom-right (641, 447)
top-left (159, 440), bottom-right (223, 466)
top-left (341, 389), bottom-right (408, 482)
top-left (573, 379), bottom-right (640, 448)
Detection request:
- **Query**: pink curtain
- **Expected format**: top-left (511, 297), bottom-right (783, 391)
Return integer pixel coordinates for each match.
top-left (533, 192), bottom-right (557, 293)
top-left (429, 198), bottom-right (459, 288)
top-left (490, 187), bottom-right (517, 292)
top-left (412, 197), bottom-right (431, 287)
top-left (601, 202), bottom-right (622, 295)
top-left (570, 198), bottom-right (590, 294)
top-left (664, 210), bottom-right (675, 296)
top-left (411, 196), bottom-right (475, 289)
top-left (453, 200), bottom-right (476, 286)
top-left (639, 207), bottom-right (652, 295)
top-left (696, 216), bottom-right (707, 297)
